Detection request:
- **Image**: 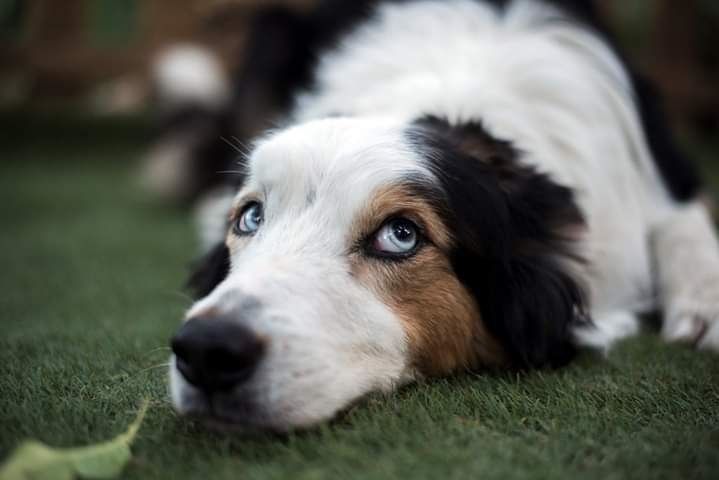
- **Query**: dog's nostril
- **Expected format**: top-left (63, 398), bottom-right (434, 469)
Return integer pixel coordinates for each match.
top-left (170, 317), bottom-right (265, 392)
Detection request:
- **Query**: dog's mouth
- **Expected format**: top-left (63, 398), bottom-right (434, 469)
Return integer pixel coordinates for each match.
top-left (189, 412), bottom-right (257, 433)
top-left (179, 389), bottom-right (272, 432)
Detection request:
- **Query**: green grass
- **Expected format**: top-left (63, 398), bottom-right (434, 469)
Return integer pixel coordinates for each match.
top-left (1, 118), bottom-right (719, 479)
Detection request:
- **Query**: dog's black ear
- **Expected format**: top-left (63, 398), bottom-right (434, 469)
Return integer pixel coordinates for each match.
top-left (186, 243), bottom-right (230, 299)
top-left (409, 116), bottom-right (590, 368)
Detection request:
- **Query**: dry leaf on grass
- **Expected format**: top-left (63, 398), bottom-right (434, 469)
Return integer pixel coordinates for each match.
top-left (0, 399), bottom-right (149, 480)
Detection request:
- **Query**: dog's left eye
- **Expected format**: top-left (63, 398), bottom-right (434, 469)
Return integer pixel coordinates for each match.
top-left (234, 202), bottom-right (263, 235)
top-left (372, 218), bottom-right (420, 256)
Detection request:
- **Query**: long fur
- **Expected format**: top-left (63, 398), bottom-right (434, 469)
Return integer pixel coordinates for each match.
top-left (169, 0), bottom-right (719, 431)
top-left (408, 115), bottom-right (590, 368)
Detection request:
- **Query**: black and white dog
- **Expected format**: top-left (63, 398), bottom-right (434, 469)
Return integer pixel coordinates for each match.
top-left (159, 0), bottom-right (719, 432)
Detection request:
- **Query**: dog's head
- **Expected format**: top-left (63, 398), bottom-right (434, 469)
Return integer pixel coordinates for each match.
top-left (169, 115), bottom-right (589, 431)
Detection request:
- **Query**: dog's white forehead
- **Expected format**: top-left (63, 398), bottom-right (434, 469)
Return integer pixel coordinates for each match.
top-left (243, 117), bottom-right (433, 219)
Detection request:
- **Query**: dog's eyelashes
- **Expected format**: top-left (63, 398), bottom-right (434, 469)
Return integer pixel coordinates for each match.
top-left (370, 218), bottom-right (420, 257)
top-left (234, 202), bottom-right (264, 236)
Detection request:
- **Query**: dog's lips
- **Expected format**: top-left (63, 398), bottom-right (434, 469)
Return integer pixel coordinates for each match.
top-left (179, 389), bottom-right (271, 432)
top-left (191, 411), bottom-right (254, 432)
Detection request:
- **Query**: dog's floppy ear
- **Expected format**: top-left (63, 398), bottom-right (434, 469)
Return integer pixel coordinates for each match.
top-left (186, 243), bottom-right (230, 299)
top-left (410, 116), bottom-right (590, 368)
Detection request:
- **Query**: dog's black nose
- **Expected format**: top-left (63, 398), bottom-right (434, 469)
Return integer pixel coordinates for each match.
top-left (171, 317), bottom-right (264, 392)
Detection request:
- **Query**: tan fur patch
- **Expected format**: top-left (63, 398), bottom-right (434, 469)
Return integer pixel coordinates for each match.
top-left (350, 186), bottom-right (453, 251)
top-left (351, 186), bottom-right (507, 376)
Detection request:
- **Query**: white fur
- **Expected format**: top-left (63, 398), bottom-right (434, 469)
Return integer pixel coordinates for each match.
top-left (573, 311), bottom-right (640, 352)
top-left (172, 0), bottom-right (719, 429)
top-left (172, 117), bottom-right (431, 429)
top-left (653, 201), bottom-right (719, 348)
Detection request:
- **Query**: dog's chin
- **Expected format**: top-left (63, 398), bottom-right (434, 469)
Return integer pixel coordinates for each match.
top-left (177, 395), bottom-right (279, 433)
top-left (187, 411), bottom-right (267, 434)
top-left (173, 382), bottom-right (334, 434)
top-left (173, 384), bottom-right (273, 431)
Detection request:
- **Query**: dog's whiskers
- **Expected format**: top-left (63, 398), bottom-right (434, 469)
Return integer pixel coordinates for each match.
top-left (161, 289), bottom-right (194, 302)
top-left (142, 346), bottom-right (171, 356)
top-left (220, 136), bottom-right (244, 153)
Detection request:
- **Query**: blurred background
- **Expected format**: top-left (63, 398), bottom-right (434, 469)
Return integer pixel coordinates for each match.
top-left (0, 0), bottom-right (717, 138)
top-left (1, 0), bottom-right (719, 224)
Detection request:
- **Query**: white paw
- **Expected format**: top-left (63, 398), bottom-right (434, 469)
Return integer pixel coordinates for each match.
top-left (663, 302), bottom-right (719, 351)
top-left (698, 322), bottom-right (719, 351)
top-left (574, 311), bottom-right (639, 352)
top-left (662, 314), bottom-right (707, 344)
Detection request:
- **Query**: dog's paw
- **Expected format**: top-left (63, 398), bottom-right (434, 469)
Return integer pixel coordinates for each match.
top-left (698, 321), bottom-right (719, 351)
top-left (662, 314), bottom-right (707, 344)
top-left (663, 303), bottom-right (719, 351)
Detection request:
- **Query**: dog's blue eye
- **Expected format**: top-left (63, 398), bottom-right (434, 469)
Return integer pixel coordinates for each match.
top-left (235, 202), bottom-right (263, 235)
top-left (372, 218), bottom-right (419, 255)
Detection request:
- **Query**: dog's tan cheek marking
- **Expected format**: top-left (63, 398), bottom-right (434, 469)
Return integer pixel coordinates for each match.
top-left (363, 249), bottom-right (507, 376)
top-left (351, 186), bottom-right (506, 375)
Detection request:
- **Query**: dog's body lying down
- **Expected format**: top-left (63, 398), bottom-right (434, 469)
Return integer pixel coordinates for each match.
top-left (165, 0), bottom-right (719, 431)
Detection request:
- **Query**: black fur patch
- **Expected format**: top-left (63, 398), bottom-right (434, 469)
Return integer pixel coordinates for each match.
top-left (407, 115), bottom-right (590, 368)
top-left (628, 72), bottom-right (701, 201)
top-left (186, 243), bottom-right (231, 299)
top-left (230, 1), bottom-right (386, 123)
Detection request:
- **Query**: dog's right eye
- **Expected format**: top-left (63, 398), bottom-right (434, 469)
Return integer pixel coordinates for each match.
top-left (234, 202), bottom-right (263, 235)
top-left (368, 218), bottom-right (421, 259)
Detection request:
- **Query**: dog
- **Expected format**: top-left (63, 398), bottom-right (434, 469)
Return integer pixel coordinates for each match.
top-left (163, 0), bottom-right (719, 432)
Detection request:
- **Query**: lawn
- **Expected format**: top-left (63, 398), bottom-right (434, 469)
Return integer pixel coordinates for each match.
top-left (1, 115), bottom-right (719, 480)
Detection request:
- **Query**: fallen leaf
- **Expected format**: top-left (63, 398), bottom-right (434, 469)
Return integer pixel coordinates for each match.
top-left (0, 399), bottom-right (149, 480)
